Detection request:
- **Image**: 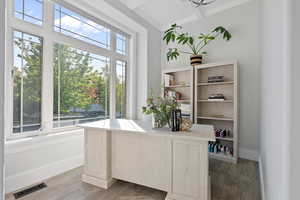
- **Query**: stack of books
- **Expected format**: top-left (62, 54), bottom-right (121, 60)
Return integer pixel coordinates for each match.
top-left (208, 76), bottom-right (224, 83)
top-left (208, 94), bottom-right (225, 101)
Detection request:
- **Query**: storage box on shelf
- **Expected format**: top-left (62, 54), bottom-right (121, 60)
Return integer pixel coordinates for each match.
top-left (162, 67), bottom-right (194, 122)
top-left (194, 61), bottom-right (238, 163)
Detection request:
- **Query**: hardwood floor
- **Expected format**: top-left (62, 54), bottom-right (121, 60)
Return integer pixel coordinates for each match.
top-left (6, 159), bottom-right (261, 200)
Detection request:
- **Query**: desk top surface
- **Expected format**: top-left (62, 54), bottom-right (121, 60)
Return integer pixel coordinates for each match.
top-left (79, 119), bottom-right (215, 142)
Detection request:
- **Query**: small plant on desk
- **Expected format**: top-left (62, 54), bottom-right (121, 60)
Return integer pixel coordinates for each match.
top-left (142, 94), bottom-right (179, 128)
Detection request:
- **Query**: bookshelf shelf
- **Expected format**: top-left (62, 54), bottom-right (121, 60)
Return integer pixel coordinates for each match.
top-left (209, 153), bottom-right (237, 163)
top-left (216, 137), bottom-right (234, 141)
top-left (195, 61), bottom-right (238, 163)
top-left (162, 61), bottom-right (239, 164)
top-left (197, 81), bottom-right (234, 86)
top-left (197, 100), bottom-right (233, 103)
top-left (177, 99), bottom-right (191, 103)
top-left (165, 84), bottom-right (190, 88)
top-left (162, 67), bottom-right (194, 122)
top-left (197, 116), bottom-right (234, 121)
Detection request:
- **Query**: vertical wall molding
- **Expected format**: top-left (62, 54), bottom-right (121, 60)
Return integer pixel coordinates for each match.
top-left (0, 0), bottom-right (6, 197)
top-left (258, 156), bottom-right (265, 200)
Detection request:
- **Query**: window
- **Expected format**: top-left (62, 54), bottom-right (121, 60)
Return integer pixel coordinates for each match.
top-left (8, 1), bottom-right (130, 137)
top-left (116, 60), bottom-right (126, 118)
top-left (53, 44), bottom-right (110, 127)
top-left (116, 34), bottom-right (126, 55)
top-left (13, 31), bottom-right (43, 133)
top-left (14, 0), bottom-right (43, 25)
top-left (54, 4), bottom-right (110, 49)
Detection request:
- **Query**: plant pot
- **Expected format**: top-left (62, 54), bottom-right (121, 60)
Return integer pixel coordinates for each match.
top-left (152, 114), bottom-right (168, 129)
top-left (190, 54), bottom-right (203, 66)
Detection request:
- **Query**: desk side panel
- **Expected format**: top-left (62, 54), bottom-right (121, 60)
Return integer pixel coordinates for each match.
top-left (83, 128), bottom-right (112, 183)
top-left (112, 131), bottom-right (170, 191)
top-left (170, 139), bottom-right (209, 200)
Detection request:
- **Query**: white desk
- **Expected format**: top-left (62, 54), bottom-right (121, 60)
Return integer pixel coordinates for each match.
top-left (80, 119), bottom-right (215, 200)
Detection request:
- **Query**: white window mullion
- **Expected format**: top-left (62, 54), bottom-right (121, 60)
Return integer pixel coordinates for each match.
top-left (127, 34), bottom-right (137, 119)
top-left (5, 29), bottom-right (14, 138)
top-left (5, 0), bottom-right (15, 138)
top-left (110, 33), bottom-right (117, 119)
top-left (41, 0), bottom-right (54, 132)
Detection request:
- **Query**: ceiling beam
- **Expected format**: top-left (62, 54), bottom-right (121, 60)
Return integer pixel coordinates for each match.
top-left (205, 0), bottom-right (252, 16)
top-left (164, 0), bottom-right (253, 28)
top-left (177, 0), bottom-right (205, 20)
top-left (195, 7), bottom-right (206, 19)
top-left (125, 0), bottom-right (149, 10)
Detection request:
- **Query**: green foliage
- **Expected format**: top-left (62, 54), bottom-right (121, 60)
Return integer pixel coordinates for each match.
top-left (116, 68), bottom-right (126, 118)
top-left (214, 26), bottom-right (232, 41)
top-left (13, 38), bottom-right (42, 105)
top-left (167, 48), bottom-right (180, 61)
top-left (163, 24), bottom-right (232, 61)
top-left (13, 38), bottom-right (116, 122)
top-left (53, 44), bottom-right (110, 116)
top-left (142, 94), bottom-right (180, 127)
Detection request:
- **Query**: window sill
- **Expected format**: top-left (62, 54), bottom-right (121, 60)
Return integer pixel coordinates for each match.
top-left (6, 125), bottom-right (83, 142)
top-left (5, 127), bottom-right (84, 155)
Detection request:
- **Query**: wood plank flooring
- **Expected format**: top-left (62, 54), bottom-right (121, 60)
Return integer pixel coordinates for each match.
top-left (6, 159), bottom-right (261, 200)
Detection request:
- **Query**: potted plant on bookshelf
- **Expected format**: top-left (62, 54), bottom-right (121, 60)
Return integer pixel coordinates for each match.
top-left (163, 24), bottom-right (232, 66)
top-left (142, 94), bottom-right (179, 128)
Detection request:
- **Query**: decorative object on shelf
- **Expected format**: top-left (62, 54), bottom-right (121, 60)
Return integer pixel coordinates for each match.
top-left (163, 24), bottom-right (232, 65)
top-left (142, 94), bottom-right (180, 129)
top-left (171, 109), bottom-right (182, 131)
top-left (166, 90), bottom-right (182, 100)
top-left (208, 141), bottom-right (233, 156)
top-left (208, 94), bottom-right (225, 100)
top-left (180, 118), bottom-right (193, 131)
top-left (208, 75), bottom-right (224, 83)
top-left (215, 129), bottom-right (230, 138)
top-left (190, 55), bottom-right (203, 66)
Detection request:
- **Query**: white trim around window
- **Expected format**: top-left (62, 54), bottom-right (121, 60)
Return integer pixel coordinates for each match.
top-left (5, 0), bottom-right (134, 139)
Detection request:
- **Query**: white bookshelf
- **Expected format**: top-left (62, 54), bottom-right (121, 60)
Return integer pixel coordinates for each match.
top-left (194, 61), bottom-right (239, 163)
top-left (162, 67), bottom-right (194, 122)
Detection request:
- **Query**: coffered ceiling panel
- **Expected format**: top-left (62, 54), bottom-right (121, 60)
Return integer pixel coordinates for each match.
top-left (121, 0), bottom-right (253, 30)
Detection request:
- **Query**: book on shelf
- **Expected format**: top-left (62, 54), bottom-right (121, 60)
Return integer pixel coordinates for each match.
top-left (164, 74), bottom-right (174, 87)
top-left (207, 99), bottom-right (225, 102)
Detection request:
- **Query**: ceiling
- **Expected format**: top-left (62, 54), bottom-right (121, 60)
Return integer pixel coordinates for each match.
top-left (121, 0), bottom-right (252, 30)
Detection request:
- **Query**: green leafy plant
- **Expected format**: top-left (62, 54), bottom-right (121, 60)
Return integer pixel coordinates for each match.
top-left (163, 24), bottom-right (232, 61)
top-left (142, 94), bottom-right (180, 128)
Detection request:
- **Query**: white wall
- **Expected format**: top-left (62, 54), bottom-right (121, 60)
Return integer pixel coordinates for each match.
top-left (1, 0), bottom-right (6, 198)
top-left (162, 0), bottom-right (261, 159)
top-left (5, 129), bottom-right (84, 193)
top-left (260, 0), bottom-right (290, 199)
top-left (287, 0), bottom-right (300, 199)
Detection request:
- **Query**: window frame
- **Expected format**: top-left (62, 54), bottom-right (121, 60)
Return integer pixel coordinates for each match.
top-left (12, 30), bottom-right (44, 134)
top-left (6, 0), bottom-right (132, 139)
top-left (115, 60), bottom-right (127, 118)
top-left (14, 0), bottom-right (44, 26)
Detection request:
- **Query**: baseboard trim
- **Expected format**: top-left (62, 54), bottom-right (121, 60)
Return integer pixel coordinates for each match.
top-left (5, 155), bottom-right (84, 193)
top-left (258, 156), bottom-right (266, 200)
top-left (239, 148), bottom-right (259, 161)
top-left (82, 174), bottom-right (115, 189)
